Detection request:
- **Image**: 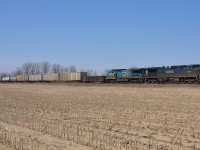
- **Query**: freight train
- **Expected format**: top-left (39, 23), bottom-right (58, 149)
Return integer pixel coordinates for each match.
top-left (0, 64), bottom-right (200, 84)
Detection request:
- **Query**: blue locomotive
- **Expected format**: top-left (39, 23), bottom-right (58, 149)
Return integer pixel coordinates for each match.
top-left (157, 64), bottom-right (200, 83)
top-left (106, 68), bottom-right (146, 83)
top-left (105, 64), bottom-right (200, 84)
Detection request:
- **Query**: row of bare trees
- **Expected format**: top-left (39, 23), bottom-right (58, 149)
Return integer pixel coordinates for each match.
top-left (13, 62), bottom-right (77, 76)
top-left (0, 61), bottom-right (99, 78)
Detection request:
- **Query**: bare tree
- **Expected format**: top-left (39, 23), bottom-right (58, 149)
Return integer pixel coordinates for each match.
top-left (52, 64), bottom-right (61, 73)
top-left (0, 72), bottom-right (9, 78)
top-left (29, 63), bottom-right (36, 75)
top-left (41, 61), bottom-right (51, 74)
top-left (65, 67), bottom-right (68, 73)
top-left (68, 65), bottom-right (77, 72)
top-left (102, 69), bottom-right (109, 76)
top-left (86, 69), bottom-right (93, 76)
top-left (35, 63), bottom-right (41, 74)
top-left (60, 66), bottom-right (65, 73)
top-left (93, 71), bottom-right (98, 76)
top-left (79, 69), bottom-right (85, 72)
top-left (11, 71), bottom-right (17, 77)
top-left (22, 62), bottom-right (35, 74)
top-left (11, 67), bottom-right (23, 76)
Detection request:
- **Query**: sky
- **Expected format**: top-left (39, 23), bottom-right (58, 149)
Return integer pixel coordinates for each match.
top-left (0, 0), bottom-right (200, 74)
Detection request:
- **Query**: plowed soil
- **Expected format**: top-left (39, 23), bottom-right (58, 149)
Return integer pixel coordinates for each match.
top-left (0, 83), bottom-right (200, 150)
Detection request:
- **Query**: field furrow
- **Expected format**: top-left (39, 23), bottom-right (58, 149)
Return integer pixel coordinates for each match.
top-left (0, 83), bottom-right (200, 150)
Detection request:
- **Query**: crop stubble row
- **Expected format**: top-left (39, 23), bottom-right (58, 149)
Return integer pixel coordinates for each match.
top-left (0, 83), bottom-right (200, 149)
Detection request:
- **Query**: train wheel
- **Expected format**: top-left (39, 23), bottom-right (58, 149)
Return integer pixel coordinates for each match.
top-left (156, 80), bottom-right (160, 84)
top-left (198, 72), bottom-right (200, 80)
top-left (147, 81), bottom-right (151, 84)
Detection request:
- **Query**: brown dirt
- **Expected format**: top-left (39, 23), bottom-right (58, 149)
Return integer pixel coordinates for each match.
top-left (0, 83), bottom-right (200, 150)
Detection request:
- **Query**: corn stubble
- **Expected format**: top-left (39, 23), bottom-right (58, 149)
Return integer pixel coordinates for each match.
top-left (0, 83), bottom-right (200, 150)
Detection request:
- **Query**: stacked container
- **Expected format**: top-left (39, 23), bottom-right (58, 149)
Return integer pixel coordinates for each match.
top-left (60, 72), bottom-right (87, 82)
top-left (43, 74), bottom-right (59, 82)
top-left (10, 77), bottom-right (17, 82)
top-left (29, 75), bottom-right (43, 82)
top-left (17, 75), bottom-right (29, 82)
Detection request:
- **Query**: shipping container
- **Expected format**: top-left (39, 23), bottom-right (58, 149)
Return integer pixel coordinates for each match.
top-left (17, 75), bottom-right (29, 82)
top-left (10, 77), bottom-right (17, 82)
top-left (60, 72), bottom-right (87, 81)
top-left (43, 73), bottom-right (59, 82)
top-left (29, 75), bottom-right (43, 82)
top-left (2, 77), bottom-right (10, 82)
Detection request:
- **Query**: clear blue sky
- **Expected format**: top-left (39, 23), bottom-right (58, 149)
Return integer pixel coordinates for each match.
top-left (0, 0), bottom-right (199, 74)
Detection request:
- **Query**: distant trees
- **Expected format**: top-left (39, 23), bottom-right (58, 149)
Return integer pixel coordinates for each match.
top-left (0, 72), bottom-right (10, 78)
top-left (22, 62), bottom-right (33, 74)
top-left (41, 61), bottom-right (51, 74)
top-left (86, 69), bottom-right (98, 76)
top-left (11, 67), bottom-right (23, 76)
top-left (52, 64), bottom-right (61, 73)
top-left (19, 62), bottom-right (78, 74)
top-left (68, 65), bottom-right (77, 72)
top-left (35, 63), bottom-right (41, 74)
top-left (65, 67), bottom-right (68, 73)
top-left (102, 69), bottom-right (109, 76)
top-left (21, 62), bottom-right (43, 74)
top-left (0, 61), bottom-right (104, 77)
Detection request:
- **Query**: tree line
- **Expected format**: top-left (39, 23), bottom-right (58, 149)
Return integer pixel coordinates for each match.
top-left (0, 61), bottom-right (99, 78)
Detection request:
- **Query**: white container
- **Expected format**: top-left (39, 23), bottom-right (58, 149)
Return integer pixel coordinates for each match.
top-left (10, 77), bottom-right (17, 82)
top-left (2, 77), bottom-right (10, 82)
top-left (29, 75), bottom-right (42, 82)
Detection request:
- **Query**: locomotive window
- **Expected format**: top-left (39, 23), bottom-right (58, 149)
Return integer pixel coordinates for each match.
top-left (148, 69), bottom-right (157, 73)
top-left (132, 70), bottom-right (140, 73)
top-left (171, 66), bottom-right (175, 69)
top-left (186, 66), bottom-right (192, 69)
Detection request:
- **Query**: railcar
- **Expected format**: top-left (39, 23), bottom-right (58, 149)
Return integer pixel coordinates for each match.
top-left (1, 77), bottom-right (10, 82)
top-left (60, 72), bottom-right (87, 82)
top-left (42, 74), bottom-right (60, 82)
top-left (17, 75), bottom-right (29, 82)
top-left (10, 77), bottom-right (17, 82)
top-left (29, 75), bottom-right (43, 82)
top-left (82, 76), bottom-right (105, 83)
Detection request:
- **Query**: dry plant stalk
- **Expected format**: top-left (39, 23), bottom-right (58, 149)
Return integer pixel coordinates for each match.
top-left (0, 83), bottom-right (200, 150)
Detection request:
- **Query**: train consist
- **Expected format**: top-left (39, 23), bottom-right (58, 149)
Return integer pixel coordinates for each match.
top-left (0, 64), bottom-right (200, 84)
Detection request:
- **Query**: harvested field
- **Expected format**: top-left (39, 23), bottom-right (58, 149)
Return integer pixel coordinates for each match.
top-left (0, 83), bottom-right (200, 150)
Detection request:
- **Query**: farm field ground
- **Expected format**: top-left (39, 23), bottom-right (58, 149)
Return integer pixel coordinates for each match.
top-left (0, 83), bottom-right (200, 150)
